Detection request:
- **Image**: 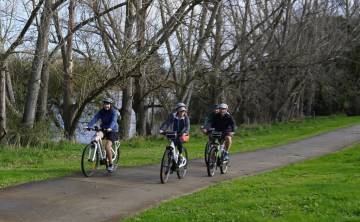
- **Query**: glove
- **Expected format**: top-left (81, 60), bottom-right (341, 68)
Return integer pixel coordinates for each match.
top-left (159, 129), bottom-right (164, 134)
top-left (107, 128), bottom-right (112, 132)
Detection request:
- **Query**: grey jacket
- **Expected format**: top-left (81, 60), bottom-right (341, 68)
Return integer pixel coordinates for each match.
top-left (160, 112), bottom-right (190, 134)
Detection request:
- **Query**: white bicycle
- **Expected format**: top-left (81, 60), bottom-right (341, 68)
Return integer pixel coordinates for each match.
top-left (81, 126), bottom-right (120, 177)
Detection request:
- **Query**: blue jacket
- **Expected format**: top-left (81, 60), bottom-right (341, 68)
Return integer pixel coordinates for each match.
top-left (160, 113), bottom-right (190, 134)
top-left (88, 108), bottom-right (119, 132)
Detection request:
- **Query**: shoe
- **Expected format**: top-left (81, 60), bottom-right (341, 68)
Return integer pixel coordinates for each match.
top-left (107, 164), bottom-right (114, 173)
top-left (223, 151), bottom-right (230, 161)
top-left (178, 155), bottom-right (186, 168)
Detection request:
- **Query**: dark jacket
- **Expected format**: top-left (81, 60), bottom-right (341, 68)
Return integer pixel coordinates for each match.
top-left (160, 112), bottom-right (190, 134)
top-left (88, 108), bottom-right (119, 132)
top-left (208, 112), bottom-right (235, 132)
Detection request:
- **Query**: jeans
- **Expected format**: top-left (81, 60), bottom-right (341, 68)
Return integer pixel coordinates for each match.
top-left (174, 137), bottom-right (184, 154)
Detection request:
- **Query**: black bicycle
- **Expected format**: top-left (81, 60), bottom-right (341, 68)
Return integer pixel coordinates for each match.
top-left (81, 127), bottom-right (120, 177)
top-left (160, 131), bottom-right (188, 184)
top-left (206, 130), bottom-right (229, 177)
top-left (201, 125), bottom-right (211, 165)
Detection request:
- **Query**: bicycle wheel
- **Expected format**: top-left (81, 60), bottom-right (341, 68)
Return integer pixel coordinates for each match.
top-left (160, 148), bottom-right (173, 184)
top-left (112, 142), bottom-right (120, 165)
top-left (204, 141), bottom-right (210, 165)
top-left (220, 152), bottom-right (229, 174)
top-left (207, 146), bottom-right (217, 177)
top-left (81, 143), bottom-right (99, 177)
top-left (177, 147), bottom-right (188, 179)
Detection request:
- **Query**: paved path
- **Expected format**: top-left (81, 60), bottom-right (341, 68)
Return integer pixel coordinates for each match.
top-left (1, 125), bottom-right (360, 222)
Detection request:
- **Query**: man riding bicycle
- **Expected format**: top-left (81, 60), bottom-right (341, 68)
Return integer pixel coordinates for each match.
top-left (159, 102), bottom-right (190, 166)
top-left (87, 98), bottom-right (119, 173)
top-left (204, 103), bottom-right (235, 161)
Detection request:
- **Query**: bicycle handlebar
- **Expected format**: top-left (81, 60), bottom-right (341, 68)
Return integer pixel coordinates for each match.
top-left (85, 127), bottom-right (111, 132)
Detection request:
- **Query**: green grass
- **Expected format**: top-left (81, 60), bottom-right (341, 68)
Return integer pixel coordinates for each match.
top-left (1, 115), bottom-right (360, 189)
top-left (124, 143), bottom-right (360, 222)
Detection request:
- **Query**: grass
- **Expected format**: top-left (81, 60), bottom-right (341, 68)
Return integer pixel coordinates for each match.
top-left (1, 115), bottom-right (360, 189)
top-left (123, 143), bottom-right (360, 222)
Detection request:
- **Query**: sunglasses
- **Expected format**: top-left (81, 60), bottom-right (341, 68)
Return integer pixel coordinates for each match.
top-left (103, 102), bottom-right (111, 105)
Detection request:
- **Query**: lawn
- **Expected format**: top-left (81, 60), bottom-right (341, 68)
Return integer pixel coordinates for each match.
top-left (1, 115), bottom-right (360, 189)
top-left (124, 143), bottom-right (360, 222)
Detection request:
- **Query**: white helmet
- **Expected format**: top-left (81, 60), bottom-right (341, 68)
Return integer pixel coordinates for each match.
top-left (218, 103), bottom-right (228, 109)
top-left (175, 102), bottom-right (187, 110)
top-left (103, 98), bottom-right (113, 104)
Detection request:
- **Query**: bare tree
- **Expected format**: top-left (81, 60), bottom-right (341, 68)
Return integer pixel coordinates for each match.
top-left (22, 0), bottom-right (55, 127)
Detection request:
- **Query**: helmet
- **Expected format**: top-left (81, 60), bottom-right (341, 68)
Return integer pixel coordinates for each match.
top-left (218, 103), bottom-right (228, 109)
top-left (102, 98), bottom-right (113, 104)
top-left (175, 102), bottom-right (186, 110)
top-left (213, 104), bottom-right (219, 110)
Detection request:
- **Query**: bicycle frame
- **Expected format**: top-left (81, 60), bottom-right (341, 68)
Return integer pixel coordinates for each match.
top-left (165, 132), bottom-right (178, 162)
top-left (209, 131), bottom-right (226, 164)
top-left (87, 129), bottom-right (120, 164)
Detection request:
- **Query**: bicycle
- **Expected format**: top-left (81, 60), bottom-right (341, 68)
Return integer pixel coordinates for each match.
top-left (160, 131), bottom-right (188, 184)
top-left (81, 126), bottom-right (120, 177)
top-left (201, 125), bottom-right (211, 165)
top-left (206, 130), bottom-right (229, 177)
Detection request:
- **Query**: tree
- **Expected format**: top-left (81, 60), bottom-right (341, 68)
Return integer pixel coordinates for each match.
top-left (22, 0), bottom-right (55, 127)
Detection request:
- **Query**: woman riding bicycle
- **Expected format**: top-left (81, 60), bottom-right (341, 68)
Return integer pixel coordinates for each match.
top-left (87, 98), bottom-right (119, 173)
top-left (159, 102), bottom-right (190, 165)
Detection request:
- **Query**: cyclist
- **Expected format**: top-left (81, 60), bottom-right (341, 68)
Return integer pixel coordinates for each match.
top-left (87, 98), bottom-right (119, 173)
top-left (159, 102), bottom-right (190, 166)
top-left (204, 103), bottom-right (235, 161)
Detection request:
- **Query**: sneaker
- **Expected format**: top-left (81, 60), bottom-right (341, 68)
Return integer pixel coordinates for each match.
top-left (178, 155), bottom-right (187, 168)
top-left (107, 164), bottom-right (114, 173)
top-left (223, 151), bottom-right (230, 161)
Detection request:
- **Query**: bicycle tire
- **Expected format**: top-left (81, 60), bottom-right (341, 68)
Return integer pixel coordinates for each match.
top-left (160, 148), bottom-right (172, 184)
top-left (220, 153), bottom-right (228, 174)
top-left (112, 145), bottom-right (120, 165)
top-left (177, 147), bottom-right (188, 179)
top-left (81, 143), bottom-right (99, 177)
top-left (207, 146), bottom-right (217, 177)
top-left (204, 141), bottom-right (210, 165)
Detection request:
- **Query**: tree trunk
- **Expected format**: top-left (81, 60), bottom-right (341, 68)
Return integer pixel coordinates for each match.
top-left (5, 67), bottom-right (15, 104)
top-left (134, 0), bottom-right (148, 136)
top-left (0, 61), bottom-right (6, 139)
top-left (121, 1), bottom-right (135, 139)
top-left (22, 0), bottom-right (53, 128)
top-left (121, 81), bottom-right (133, 139)
top-left (62, 0), bottom-right (77, 140)
top-left (37, 56), bottom-right (50, 121)
top-left (0, 28), bottom-right (7, 138)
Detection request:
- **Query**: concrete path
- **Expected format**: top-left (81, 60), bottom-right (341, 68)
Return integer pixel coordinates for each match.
top-left (1, 125), bottom-right (360, 222)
